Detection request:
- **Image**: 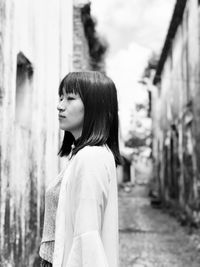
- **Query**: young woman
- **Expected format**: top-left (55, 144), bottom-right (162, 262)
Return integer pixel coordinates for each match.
top-left (39, 71), bottom-right (121, 267)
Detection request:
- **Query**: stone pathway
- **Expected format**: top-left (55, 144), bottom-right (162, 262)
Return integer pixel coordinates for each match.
top-left (118, 183), bottom-right (200, 267)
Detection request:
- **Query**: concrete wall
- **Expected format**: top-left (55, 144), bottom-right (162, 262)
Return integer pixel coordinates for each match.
top-left (0, 0), bottom-right (73, 265)
top-left (152, 0), bottom-right (200, 224)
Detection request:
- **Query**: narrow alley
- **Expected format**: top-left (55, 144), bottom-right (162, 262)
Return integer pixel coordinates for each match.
top-left (118, 166), bottom-right (200, 267)
top-left (2, 1), bottom-right (200, 266)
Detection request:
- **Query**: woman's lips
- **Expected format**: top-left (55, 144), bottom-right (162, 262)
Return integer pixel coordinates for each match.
top-left (58, 114), bottom-right (66, 119)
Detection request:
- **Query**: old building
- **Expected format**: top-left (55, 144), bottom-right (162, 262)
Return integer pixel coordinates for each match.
top-left (73, 0), bottom-right (107, 72)
top-left (0, 0), bottom-right (107, 265)
top-left (0, 0), bottom-right (73, 266)
top-left (152, 0), bottom-right (200, 224)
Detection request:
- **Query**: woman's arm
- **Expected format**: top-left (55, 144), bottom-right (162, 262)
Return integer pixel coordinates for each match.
top-left (66, 147), bottom-right (112, 267)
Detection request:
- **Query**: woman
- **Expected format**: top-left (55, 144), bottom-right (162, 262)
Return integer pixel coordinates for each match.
top-left (39, 71), bottom-right (121, 267)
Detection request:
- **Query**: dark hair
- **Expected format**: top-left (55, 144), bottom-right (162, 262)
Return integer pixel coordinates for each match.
top-left (58, 71), bottom-right (121, 165)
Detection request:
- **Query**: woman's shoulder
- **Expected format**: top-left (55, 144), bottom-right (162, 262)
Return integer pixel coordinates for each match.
top-left (75, 145), bottom-right (114, 164)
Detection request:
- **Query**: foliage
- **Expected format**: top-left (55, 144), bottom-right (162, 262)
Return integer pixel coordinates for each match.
top-left (81, 3), bottom-right (108, 70)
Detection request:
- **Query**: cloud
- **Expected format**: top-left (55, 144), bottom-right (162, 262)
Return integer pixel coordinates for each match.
top-left (92, 0), bottom-right (176, 54)
top-left (91, 0), bottom-right (176, 137)
top-left (106, 41), bottom-right (151, 136)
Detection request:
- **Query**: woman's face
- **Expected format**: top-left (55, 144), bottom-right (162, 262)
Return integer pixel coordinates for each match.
top-left (57, 90), bottom-right (84, 139)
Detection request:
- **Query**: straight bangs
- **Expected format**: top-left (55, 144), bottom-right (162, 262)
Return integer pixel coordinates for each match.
top-left (58, 73), bottom-right (83, 97)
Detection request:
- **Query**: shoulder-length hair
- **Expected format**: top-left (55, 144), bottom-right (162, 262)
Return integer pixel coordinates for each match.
top-left (58, 71), bottom-right (121, 165)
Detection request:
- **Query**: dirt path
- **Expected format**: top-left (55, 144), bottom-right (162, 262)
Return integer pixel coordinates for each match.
top-left (118, 183), bottom-right (200, 267)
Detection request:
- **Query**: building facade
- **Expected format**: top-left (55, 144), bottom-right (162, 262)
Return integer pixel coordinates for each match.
top-left (0, 0), bottom-right (107, 265)
top-left (73, 1), bottom-right (107, 72)
top-left (152, 0), bottom-right (200, 224)
top-left (0, 0), bottom-right (73, 265)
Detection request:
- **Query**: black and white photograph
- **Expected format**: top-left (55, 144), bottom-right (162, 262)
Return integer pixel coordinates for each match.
top-left (1, 0), bottom-right (200, 266)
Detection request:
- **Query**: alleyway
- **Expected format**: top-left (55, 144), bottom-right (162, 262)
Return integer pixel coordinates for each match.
top-left (118, 165), bottom-right (200, 267)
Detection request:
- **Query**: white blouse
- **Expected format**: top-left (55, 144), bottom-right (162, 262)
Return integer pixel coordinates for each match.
top-left (53, 145), bottom-right (119, 267)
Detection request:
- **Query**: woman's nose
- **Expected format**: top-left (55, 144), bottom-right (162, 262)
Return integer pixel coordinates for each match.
top-left (57, 100), bottom-right (65, 111)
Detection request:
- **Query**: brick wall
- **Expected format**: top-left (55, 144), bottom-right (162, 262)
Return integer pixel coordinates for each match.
top-left (73, 2), bottom-right (107, 72)
top-left (73, 5), bottom-right (91, 71)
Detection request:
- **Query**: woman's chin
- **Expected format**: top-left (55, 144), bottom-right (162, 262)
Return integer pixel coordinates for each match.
top-left (59, 124), bottom-right (67, 131)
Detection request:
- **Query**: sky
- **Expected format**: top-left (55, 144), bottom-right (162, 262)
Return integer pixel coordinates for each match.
top-left (91, 0), bottom-right (176, 138)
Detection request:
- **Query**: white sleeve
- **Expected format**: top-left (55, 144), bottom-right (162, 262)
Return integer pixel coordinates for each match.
top-left (66, 231), bottom-right (109, 267)
top-left (66, 148), bottom-right (110, 267)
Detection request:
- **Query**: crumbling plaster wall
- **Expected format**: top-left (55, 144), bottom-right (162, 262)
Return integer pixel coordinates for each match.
top-left (153, 0), bottom-right (200, 223)
top-left (0, 0), bottom-right (73, 265)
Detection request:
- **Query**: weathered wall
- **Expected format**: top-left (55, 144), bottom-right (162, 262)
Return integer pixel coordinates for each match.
top-left (73, 1), bottom-right (107, 72)
top-left (0, 0), bottom-right (73, 266)
top-left (152, 0), bottom-right (200, 224)
top-left (73, 3), bottom-right (91, 71)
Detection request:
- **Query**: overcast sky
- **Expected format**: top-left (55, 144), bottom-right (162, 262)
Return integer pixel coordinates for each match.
top-left (91, 0), bottom-right (176, 138)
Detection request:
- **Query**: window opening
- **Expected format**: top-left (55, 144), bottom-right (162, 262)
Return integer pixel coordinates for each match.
top-left (15, 52), bottom-right (33, 129)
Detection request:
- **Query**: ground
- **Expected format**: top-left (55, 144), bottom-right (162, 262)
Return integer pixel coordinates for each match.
top-left (118, 162), bottom-right (200, 267)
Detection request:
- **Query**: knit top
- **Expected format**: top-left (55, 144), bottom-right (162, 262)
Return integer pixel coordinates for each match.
top-left (39, 168), bottom-right (66, 263)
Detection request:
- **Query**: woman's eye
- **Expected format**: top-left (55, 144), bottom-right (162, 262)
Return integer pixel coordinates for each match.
top-left (67, 96), bottom-right (75, 101)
